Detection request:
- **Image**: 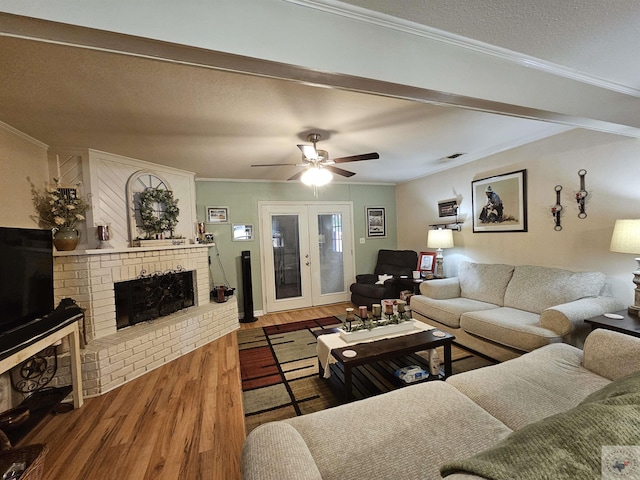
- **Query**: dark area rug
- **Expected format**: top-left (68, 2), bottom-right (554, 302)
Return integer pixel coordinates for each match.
top-left (238, 317), bottom-right (496, 434)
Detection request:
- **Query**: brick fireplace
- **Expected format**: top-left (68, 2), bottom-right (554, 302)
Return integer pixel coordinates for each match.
top-left (52, 244), bottom-right (238, 397)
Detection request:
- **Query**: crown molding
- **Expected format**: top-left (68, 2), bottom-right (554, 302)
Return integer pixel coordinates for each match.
top-left (285, 0), bottom-right (640, 98)
top-left (0, 119), bottom-right (49, 149)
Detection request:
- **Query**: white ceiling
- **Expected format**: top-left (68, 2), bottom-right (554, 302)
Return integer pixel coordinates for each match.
top-left (0, 1), bottom-right (639, 184)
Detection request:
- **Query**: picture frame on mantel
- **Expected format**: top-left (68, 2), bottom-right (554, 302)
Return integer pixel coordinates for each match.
top-left (472, 169), bottom-right (527, 233)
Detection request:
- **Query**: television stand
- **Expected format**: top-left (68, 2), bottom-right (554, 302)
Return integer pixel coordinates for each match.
top-left (0, 314), bottom-right (83, 411)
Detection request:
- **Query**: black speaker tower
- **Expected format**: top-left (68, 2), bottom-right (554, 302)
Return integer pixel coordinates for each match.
top-left (240, 250), bottom-right (257, 323)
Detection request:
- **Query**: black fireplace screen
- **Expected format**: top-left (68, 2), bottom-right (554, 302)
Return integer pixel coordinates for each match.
top-left (114, 269), bottom-right (195, 329)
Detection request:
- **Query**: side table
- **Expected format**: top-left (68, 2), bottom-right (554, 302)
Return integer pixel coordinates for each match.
top-left (584, 310), bottom-right (640, 338)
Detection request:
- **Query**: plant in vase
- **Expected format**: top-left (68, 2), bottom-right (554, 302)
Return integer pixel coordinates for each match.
top-left (32, 178), bottom-right (90, 251)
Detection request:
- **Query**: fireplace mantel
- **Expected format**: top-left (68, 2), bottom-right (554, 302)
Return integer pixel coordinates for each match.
top-left (53, 243), bottom-right (211, 257)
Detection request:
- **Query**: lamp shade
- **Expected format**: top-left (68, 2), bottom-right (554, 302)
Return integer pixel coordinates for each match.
top-left (301, 167), bottom-right (332, 186)
top-left (610, 219), bottom-right (640, 254)
top-left (427, 228), bottom-right (454, 249)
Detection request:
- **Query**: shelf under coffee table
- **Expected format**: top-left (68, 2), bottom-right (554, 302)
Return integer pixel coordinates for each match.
top-left (317, 323), bottom-right (455, 402)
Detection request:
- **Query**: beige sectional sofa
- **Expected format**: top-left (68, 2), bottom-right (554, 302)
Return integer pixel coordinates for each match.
top-left (242, 329), bottom-right (640, 479)
top-left (409, 261), bottom-right (624, 361)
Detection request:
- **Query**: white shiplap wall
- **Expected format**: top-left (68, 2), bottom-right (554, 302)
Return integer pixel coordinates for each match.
top-left (48, 148), bottom-right (197, 249)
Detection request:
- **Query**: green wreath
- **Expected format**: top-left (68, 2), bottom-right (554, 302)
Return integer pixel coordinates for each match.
top-left (138, 188), bottom-right (180, 238)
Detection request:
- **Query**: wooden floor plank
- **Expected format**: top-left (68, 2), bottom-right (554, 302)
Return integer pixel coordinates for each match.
top-left (17, 301), bottom-right (352, 479)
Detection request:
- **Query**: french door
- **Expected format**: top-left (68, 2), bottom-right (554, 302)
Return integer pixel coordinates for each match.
top-left (259, 202), bottom-right (354, 313)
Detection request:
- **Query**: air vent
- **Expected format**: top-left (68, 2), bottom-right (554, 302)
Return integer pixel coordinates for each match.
top-left (438, 153), bottom-right (466, 163)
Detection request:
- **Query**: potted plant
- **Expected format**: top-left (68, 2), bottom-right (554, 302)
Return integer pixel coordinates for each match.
top-left (32, 178), bottom-right (90, 251)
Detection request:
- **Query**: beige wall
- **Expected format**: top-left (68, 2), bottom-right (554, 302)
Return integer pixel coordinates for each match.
top-left (0, 122), bottom-right (49, 228)
top-left (397, 128), bottom-right (640, 306)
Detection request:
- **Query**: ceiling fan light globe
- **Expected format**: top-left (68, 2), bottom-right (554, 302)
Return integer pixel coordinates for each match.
top-left (301, 167), bottom-right (333, 186)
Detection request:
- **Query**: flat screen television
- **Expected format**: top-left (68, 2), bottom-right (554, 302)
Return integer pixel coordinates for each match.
top-left (0, 227), bottom-right (56, 357)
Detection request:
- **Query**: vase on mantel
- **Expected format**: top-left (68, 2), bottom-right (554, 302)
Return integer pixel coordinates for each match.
top-left (53, 227), bottom-right (80, 251)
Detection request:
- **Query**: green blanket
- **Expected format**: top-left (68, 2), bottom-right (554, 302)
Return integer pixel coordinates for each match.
top-left (440, 371), bottom-right (640, 480)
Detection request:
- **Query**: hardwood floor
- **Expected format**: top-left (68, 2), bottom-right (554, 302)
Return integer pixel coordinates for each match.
top-left (19, 301), bottom-right (352, 480)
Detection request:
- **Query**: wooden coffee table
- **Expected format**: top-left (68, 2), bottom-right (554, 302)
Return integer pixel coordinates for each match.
top-left (318, 325), bottom-right (455, 401)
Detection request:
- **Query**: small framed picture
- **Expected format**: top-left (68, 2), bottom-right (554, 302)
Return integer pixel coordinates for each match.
top-left (232, 224), bottom-right (253, 241)
top-left (366, 206), bottom-right (386, 238)
top-left (417, 251), bottom-right (437, 275)
top-left (438, 199), bottom-right (458, 218)
top-left (206, 206), bottom-right (229, 224)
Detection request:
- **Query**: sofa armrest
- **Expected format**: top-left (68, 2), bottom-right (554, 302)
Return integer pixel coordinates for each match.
top-left (242, 423), bottom-right (323, 480)
top-left (582, 328), bottom-right (640, 381)
top-left (540, 296), bottom-right (626, 336)
top-left (419, 277), bottom-right (461, 299)
top-left (355, 273), bottom-right (376, 284)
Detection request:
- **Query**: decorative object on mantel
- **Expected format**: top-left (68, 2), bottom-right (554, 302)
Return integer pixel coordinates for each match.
top-left (138, 187), bottom-right (180, 240)
top-left (576, 169), bottom-right (588, 218)
top-left (133, 238), bottom-right (186, 247)
top-left (609, 219), bottom-right (640, 316)
top-left (551, 185), bottom-right (563, 231)
top-left (32, 178), bottom-right (90, 251)
top-left (96, 224), bottom-right (113, 249)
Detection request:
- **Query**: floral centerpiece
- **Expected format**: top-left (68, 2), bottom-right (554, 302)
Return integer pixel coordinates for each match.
top-left (138, 187), bottom-right (180, 239)
top-left (32, 178), bottom-right (90, 250)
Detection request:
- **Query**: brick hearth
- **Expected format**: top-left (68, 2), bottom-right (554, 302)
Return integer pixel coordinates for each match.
top-left (52, 245), bottom-right (238, 396)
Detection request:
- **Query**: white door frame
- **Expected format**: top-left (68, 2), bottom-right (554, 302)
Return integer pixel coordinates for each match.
top-left (258, 201), bottom-right (355, 313)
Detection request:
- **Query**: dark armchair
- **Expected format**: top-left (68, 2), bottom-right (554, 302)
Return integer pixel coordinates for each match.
top-left (350, 249), bottom-right (418, 309)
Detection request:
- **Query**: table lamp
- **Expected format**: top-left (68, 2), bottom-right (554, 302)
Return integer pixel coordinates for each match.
top-left (427, 228), bottom-right (454, 278)
top-left (609, 219), bottom-right (640, 315)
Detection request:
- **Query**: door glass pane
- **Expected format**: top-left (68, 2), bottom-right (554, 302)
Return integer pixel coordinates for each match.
top-left (272, 215), bottom-right (302, 299)
top-left (318, 213), bottom-right (344, 294)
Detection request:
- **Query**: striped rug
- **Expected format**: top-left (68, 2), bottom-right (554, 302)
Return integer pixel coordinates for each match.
top-left (238, 317), bottom-right (496, 434)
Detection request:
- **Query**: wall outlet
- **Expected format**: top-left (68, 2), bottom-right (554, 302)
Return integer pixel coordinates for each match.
top-left (360, 237), bottom-right (365, 244)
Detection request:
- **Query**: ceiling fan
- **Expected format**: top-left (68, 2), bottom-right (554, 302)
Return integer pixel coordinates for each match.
top-left (251, 133), bottom-right (379, 183)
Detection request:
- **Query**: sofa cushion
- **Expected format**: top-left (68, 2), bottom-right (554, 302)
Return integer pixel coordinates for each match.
top-left (410, 294), bottom-right (498, 328)
top-left (284, 381), bottom-right (512, 480)
top-left (447, 342), bottom-right (611, 431)
top-left (460, 307), bottom-right (562, 352)
top-left (503, 265), bottom-right (605, 314)
top-left (242, 422), bottom-right (323, 480)
top-left (458, 262), bottom-right (514, 307)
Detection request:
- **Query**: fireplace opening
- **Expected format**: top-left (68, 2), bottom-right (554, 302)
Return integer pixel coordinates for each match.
top-left (114, 268), bottom-right (195, 329)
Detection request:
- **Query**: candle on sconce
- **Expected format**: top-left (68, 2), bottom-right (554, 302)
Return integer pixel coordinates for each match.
top-left (397, 300), bottom-right (406, 313)
top-left (346, 308), bottom-right (355, 321)
top-left (384, 301), bottom-right (394, 315)
top-left (372, 304), bottom-right (381, 318)
top-left (358, 306), bottom-right (368, 319)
